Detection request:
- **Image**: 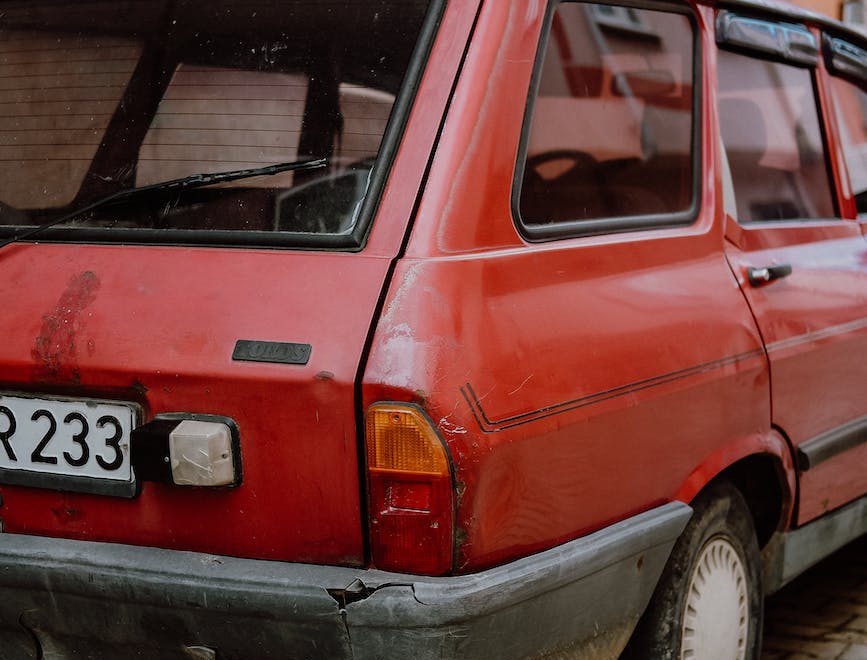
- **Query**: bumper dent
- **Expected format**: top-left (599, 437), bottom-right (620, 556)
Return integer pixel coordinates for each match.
top-left (0, 502), bottom-right (690, 659)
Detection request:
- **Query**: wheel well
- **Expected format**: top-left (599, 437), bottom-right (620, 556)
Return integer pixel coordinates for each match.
top-left (703, 455), bottom-right (789, 549)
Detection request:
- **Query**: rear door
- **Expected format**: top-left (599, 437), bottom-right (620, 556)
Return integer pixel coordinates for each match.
top-left (716, 17), bottom-right (867, 524)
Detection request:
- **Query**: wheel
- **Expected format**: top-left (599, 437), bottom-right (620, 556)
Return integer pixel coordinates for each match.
top-left (621, 481), bottom-right (763, 660)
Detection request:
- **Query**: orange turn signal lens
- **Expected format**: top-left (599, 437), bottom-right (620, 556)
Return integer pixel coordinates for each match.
top-left (366, 404), bottom-right (449, 476)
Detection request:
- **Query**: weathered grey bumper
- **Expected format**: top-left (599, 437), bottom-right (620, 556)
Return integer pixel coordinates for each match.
top-left (0, 502), bottom-right (690, 660)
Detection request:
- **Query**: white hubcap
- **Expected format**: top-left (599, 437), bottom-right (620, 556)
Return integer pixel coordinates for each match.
top-left (681, 537), bottom-right (749, 660)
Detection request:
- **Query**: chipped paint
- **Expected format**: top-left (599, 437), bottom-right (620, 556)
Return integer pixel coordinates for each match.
top-left (32, 271), bottom-right (100, 382)
top-left (374, 323), bottom-right (422, 390)
top-left (438, 417), bottom-right (468, 436)
top-left (380, 263), bottom-right (421, 327)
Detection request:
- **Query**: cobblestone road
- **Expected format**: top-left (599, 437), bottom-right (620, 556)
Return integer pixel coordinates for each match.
top-left (763, 535), bottom-right (867, 659)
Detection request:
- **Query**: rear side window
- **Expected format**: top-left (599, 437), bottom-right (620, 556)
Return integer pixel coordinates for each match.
top-left (717, 50), bottom-right (836, 223)
top-left (516, 1), bottom-right (698, 236)
top-left (830, 77), bottom-right (867, 217)
top-left (0, 0), bottom-right (434, 247)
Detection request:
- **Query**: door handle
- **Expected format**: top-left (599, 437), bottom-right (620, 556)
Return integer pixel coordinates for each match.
top-left (747, 263), bottom-right (793, 287)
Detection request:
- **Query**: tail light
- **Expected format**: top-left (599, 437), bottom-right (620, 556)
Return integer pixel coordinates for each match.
top-left (365, 403), bottom-right (454, 575)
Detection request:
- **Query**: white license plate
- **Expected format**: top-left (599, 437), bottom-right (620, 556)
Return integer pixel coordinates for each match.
top-left (0, 393), bottom-right (137, 496)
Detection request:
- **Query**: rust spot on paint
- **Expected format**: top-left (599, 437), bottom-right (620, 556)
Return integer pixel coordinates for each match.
top-left (32, 271), bottom-right (100, 381)
top-left (51, 506), bottom-right (83, 523)
top-left (455, 480), bottom-right (467, 506)
top-left (454, 526), bottom-right (469, 567)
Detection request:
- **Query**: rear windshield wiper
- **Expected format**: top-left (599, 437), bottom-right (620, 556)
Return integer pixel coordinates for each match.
top-left (0, 157), bottom-right (327, 250)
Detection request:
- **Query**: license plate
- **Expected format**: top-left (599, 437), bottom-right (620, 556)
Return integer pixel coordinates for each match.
top-left (0, 393), bottom-right (138, 497)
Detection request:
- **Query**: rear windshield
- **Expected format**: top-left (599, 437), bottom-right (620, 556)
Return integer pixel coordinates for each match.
top-left (0, 0), bottom-right (432, 247)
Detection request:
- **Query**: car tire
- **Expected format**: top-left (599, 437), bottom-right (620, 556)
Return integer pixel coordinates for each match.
top-left (621, 480), bottom-right (763, 660)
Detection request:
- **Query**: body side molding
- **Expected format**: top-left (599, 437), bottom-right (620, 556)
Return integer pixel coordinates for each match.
top-left (796, 413), bottom-right (867, 471)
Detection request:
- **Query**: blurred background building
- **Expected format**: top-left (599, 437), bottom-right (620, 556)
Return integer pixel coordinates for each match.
top-left (791, 0), bottom-right (865, 25)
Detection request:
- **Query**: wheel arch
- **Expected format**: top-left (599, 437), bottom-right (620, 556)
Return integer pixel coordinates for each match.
top-left (674, 431), bottom-right (797, 548)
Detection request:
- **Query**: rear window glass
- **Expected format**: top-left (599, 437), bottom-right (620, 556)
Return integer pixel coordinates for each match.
top-left (0, 0), bottom-right (431, 241)
top-left (0, 31), bottom-right (141, 210)
top-left (830, 76), bottom-right (867, 217)
top-left (717, 50), bottom-right (836, 223)
top-left (518, 2), bottom-right (697, 230)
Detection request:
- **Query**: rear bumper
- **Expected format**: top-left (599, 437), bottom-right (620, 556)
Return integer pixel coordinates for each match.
top-left (0, 502), bottom-right (690, 660)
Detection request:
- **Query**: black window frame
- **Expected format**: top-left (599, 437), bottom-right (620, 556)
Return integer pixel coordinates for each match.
top-left (0, 0), bottom-right (446, 252)
top-left (715, 14), bottom-right (842, 224)
top-left (823, 47), bottom-right (867, 220)
top-left (512, 0), bottom-right (704, 242)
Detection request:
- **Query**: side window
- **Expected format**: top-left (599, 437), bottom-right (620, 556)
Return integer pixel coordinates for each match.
top-left (830, 77), bottom-right (867, 217)
top-left (717, 50), bottom-right (837, 223)
top-left (517, 2), bottom-right (697, 233)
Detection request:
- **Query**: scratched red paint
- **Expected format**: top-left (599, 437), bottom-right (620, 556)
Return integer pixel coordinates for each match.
top-left (32, 271), bottom-right (100, 382)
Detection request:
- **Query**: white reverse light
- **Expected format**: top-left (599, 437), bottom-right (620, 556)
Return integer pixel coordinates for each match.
top-left (169, 420), bottom-right (237, 487)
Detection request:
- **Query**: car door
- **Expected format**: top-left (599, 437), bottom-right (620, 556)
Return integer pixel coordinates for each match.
top-left (716, 16), bottom-right (867, 524)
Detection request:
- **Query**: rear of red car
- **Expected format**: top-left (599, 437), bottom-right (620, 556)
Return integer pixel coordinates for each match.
top-left (0, 1), bottom-right (694, 658)
top-left (0, 1), bottom-right (457, 656)
top-left (0, 0), bottom-right (445, 563)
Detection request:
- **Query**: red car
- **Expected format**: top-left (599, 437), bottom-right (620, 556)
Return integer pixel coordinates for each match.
top-left (0, 0), bottom-right (865, 658)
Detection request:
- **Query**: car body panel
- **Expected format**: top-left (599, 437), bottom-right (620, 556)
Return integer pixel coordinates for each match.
top-left (724, 224), bottom-right (867, 522)
top-left (363, 1), bottom-right (772, 572)
top-left (0, 245), bottom-right (384, 564)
